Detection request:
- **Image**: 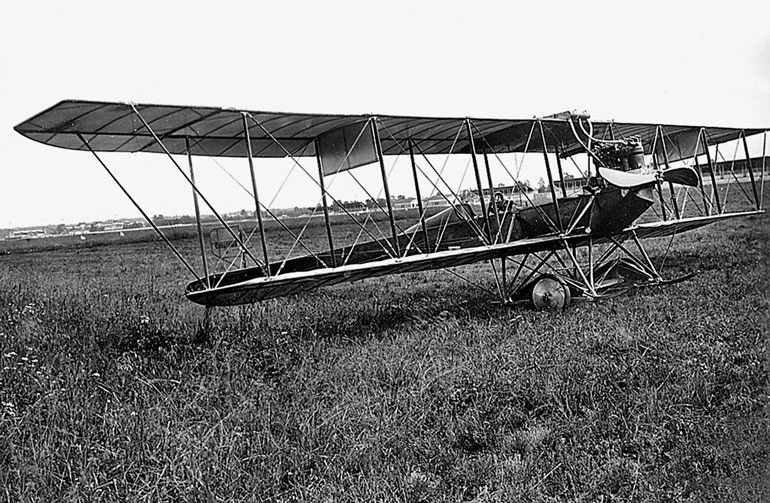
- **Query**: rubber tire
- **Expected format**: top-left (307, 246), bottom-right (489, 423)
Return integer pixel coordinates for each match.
top-left (530, 274), bottom-right (571, 311)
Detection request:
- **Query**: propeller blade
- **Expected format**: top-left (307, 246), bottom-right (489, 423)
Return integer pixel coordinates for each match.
top-left (599, 166), bottom-right (700, 189)
top-left (661, 166), bottom-right (699, 187)
top-left (598, 168), bottom-right (656, 189)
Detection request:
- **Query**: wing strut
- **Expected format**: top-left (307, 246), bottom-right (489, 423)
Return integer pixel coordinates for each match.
top-left (701, 129), bottom-right (722, 214)
top-left (554, 144), bottom-right (568, 199)
top-left (245, 113), bottom-right (397, 259)
top-left (408, 139), bottom-right (431, 252)
top-left (691, 129), bottom-right (711, 215)
top-left (538, 120), bottom-right (564, 231)
top-left (130, 105), bottom-right (263, 270)
top-left (377, 120), bottom-right (489, 248)
top-left (314, 139), bottom-right (337, 267)
top-left (241, 113), bottom-right (271, 274)
top-left (649, 127), bottom-right (669, 220)
top-left (77, 133), bottom-right (200, 282)
top-left (658, 126), bottom-right (681, 219)
top-left (465, 119), bottom-right (492, 242)
top-left (371, 118), bottom-right (401, 256)
top-left (185, 137), bottom-right (210, 288)
top-left (762, 131), bottom-right (767, 207)
top-left (740, 130), bottom-right (761, 210)
top-left (482, 149), bottom-right (502, 243)
top-left (472, 121), bottom-right (561, 235)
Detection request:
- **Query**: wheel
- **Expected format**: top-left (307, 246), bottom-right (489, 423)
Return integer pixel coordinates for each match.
top-left (530, 275), bottom-right (571, 311)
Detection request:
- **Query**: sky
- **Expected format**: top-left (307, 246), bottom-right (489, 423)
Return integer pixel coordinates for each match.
top-left (1, 0), bottom-right (769, 228)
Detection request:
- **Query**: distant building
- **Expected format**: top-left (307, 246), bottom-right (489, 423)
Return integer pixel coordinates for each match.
top-left (9, 229), bottom-right (45, 240)
top-left (393, 198), bottom-right (417, 210)
top-left (554, 176), bottom-right (589, 193)
top-left (102, 222), bottom-right (124, 232)
top-left (337, 201), bottom-right (366, 213)
top-left (422, 195), bottom-right (452, 208)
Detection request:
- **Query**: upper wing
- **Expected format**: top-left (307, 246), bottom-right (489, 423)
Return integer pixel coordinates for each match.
top-left (15, 100), bottom-right (765, 161)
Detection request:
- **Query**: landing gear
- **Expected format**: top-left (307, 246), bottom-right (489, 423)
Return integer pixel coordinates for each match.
top-left (496, 230), bottom-right (692, 311)
top-left (530, 274), bottom-right (571, 310)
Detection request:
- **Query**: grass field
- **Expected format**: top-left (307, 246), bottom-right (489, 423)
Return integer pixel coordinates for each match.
top-left (0, 211), bottom-right (768, 502)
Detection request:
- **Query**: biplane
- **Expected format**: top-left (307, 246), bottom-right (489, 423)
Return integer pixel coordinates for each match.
top-left (14, 101), bottom-right (766, 310)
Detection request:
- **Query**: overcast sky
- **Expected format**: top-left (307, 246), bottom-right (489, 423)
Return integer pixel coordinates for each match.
top-left (1, 0), bottom-right (769, 228)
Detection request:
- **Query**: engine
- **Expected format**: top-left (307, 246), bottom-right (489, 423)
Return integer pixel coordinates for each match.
top-left (593, 137), bottom-right (646, 172)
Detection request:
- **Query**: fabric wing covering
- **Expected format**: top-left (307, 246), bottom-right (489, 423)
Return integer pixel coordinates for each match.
top-left (15, 100), bottom-right (765, 164)
top-left (316, 121), bottom-right (378, 176)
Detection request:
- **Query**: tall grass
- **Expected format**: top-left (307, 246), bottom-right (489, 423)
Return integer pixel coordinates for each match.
top-left (0, 213), bottom-right (767, 501)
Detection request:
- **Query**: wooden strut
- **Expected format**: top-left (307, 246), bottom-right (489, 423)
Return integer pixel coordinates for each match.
top-left (538, 120), bottom-right (563, 231)
top-left (762, 130), bottom-right (767, 208)
top-left (185, 137), bottom-right (210, 288)
top-left (588, 237), bottom-right (594, 291)
top-left (650, 126), bottom-right (668, 221)
top-left (555, 144), bottom-right (568, 199)
top-left (245, 113), bottom-right (395, 259)
top-left (408, 139), bottom-right (430, 252)
top-left (692, 131), bottom-right (711, 215)
top-left (701, 129), bottom-right (722, 214)
top-left (475, 122), bottom-right (560, 234)
top-left (241, 114), bottom-right (271, 275)
top-left (740, 130), bottom-right (760, 210)
top-left (630, 232), bottom-right (661, 279)
top-left (503, 252), bottom-right (530, 298)
top-left (465, 119), bottom-right (492, 243)
top-left (130, 105), bottom-right (262, 268)
top-left (370, 118), bottom-right (401, 256)
top-left (609, 235), bottom-right (660, 280)
top-left (566, 195), bottom-right (594, 235)
top-left (482, 149), bottom-right (502, 243)
top-left (561, 240), bottom-right (595, 296)
top-left (409, 138), bottom-right (487, 240)
top-left (476, 137), bottom-right (506, 298)
top-left (658, 126), bottom-right (681, 219)
top-left (314, 139), bottom-right (337, 267)
top-left (511, 250), bottom-right (556, 297)
top-left (410, 118), bottom-right (501, 297)
top-left (77, 133), bottom-right (200, 282)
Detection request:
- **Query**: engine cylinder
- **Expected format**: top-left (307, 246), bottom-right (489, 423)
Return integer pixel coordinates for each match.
top-left (627, 143), bottom-right (645, 171)
top-left (594, 138), bottom-right (646, 172)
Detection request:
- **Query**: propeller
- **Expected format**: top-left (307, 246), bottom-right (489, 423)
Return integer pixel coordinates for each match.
top-left (599, 166), bottom-right (699, 189)
top-left (660, 166), bottom-right (699, 187)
